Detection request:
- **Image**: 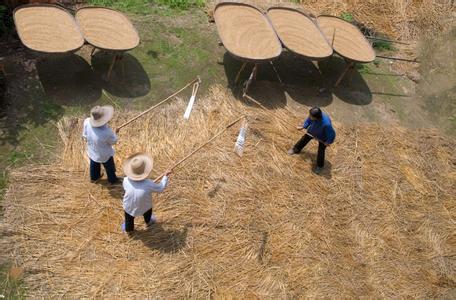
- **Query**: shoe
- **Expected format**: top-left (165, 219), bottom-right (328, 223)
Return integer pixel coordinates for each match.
top-left (146, 215), bottom-right (157, 227)
top-left (287, 148), bottom-right (297, 155)
top-left (110, 177), bottom-right (123, 185)
top-left (314, 166), bottom-right (323, 174)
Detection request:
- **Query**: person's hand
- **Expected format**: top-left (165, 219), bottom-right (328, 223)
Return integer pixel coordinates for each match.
top-left (296, 126), bottom-right (304, 131)
top-left (115, 128), bottom-right (120, 134)
top-left (165, 169), bottom-right (172, 176)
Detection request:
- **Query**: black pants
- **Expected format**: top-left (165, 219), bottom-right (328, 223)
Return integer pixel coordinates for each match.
top-left (293, 134), bottom-right (326, 168)
top-left (90, 156), bottom-right (117, 184)
top-left (124, 209), bottom-right (152, 232)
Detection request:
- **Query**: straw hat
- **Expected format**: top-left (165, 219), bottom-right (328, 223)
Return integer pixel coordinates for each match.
top-left (89, 105), bottom-right (114, 128)
top-left (123, 153), bottom-right (154, 181)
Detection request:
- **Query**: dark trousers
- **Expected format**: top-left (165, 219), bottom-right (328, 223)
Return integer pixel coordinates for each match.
top-left (293, 134), bottom-right (326, 168)
top-left (124, 209), bottom-right (152, 232)
top-left (90, 156), bottom-right (117, 183)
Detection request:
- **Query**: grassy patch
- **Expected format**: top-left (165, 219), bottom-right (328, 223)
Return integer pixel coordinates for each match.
top-left (340, 12), bottom-right (354, 22)
top-left (86, 0), bottom-right (205, 14)
top-left (372, 39), bottom-right (395, 51)
top-left (0, 264), bottom-right (26, 299)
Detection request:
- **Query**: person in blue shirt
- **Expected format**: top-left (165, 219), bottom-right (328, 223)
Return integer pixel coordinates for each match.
top-left (288, 107), bottom-right (336, 172)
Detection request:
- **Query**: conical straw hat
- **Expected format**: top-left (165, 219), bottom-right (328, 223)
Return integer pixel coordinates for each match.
top-left (267, 7), bottom-right (333, 60)
top-left (214, 2), bottom-right (282, 62)
top-left (76, 7), bottom-right (140, 51)
top-left (317, 15), bottom-right (375, 63)
top-left (14, 4), bottom-right (84, 53)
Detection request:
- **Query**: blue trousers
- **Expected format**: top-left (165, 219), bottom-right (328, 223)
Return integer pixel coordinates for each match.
top-left (90, 156), bottom-right (118, 183)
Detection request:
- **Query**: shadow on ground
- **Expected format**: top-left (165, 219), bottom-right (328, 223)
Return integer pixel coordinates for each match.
top-left (131, 223), bottom-right (188, 253)
top-left (91, 52), bottom-right (151, 98)
top-left (222, 52), bottom-right (286, 109)
top-left (297, 147), bottom-right (333, 180)
top-left (0, 59), bottom-right (64, 146)
top-left (318, 57), bottom-right (372, 106)
top-left (36, 54), bottom-right (102, 106)
top-left (276, 52), bottom-right (333, 107)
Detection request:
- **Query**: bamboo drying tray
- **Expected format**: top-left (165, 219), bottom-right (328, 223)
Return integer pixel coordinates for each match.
top-left (14, 4), bottom-right (84, 53)
top-left (214, 2), bottom-right (282, 62)
top-left (267, 7), bottom-right (333, 60)
top-left (317, 15), bottom-right (375, 63)
top-left (75, 7), bottom-right (140, 51)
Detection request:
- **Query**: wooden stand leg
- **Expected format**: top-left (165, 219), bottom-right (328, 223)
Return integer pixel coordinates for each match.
top-left (107, 54), bottom-right (118, 81)
top-left (242, 64), bottom-right (257, 97)
top-left (120, 54), bottom-right (126, 77)
top-left (270, 61), bottom-right (282, 83)
top-left (235, 62), bottom-right (247, 84)
top-left (334, 61), bottom-right (355, 87)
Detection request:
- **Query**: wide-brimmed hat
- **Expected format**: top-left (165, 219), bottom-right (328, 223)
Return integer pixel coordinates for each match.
top-left (89, 105), bottom-right (114, 127)
top-left (123, 153), bottom-right (154, 181)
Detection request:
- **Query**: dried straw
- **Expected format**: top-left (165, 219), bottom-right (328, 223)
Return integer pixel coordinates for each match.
top-left (1, 85), bottom-right (455, 298)
top-left (75, 7), bottom-right (140, 51)
top-left (267, 7), bottom-right (333, 60)
top-left (214, 2), bottom-right (282, 61)
top-left (13, 5), bottom-right (84, 53)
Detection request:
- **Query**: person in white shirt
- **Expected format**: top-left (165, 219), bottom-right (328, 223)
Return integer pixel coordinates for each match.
top-left (122, 153), bottom-right (171, 232)
top-left (82, 105), bottom-right (119, 184)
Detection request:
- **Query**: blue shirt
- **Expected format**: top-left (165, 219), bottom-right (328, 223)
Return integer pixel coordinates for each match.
top-left (302, 113), bottom-right (336, 144)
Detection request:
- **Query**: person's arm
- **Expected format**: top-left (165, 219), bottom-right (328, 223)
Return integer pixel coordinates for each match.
top-left (324, 125), bottom-right (336, 145)
top-left (303, 117), bottom-right (312, 129)
top-left (148, 176), bottom-right (169, 193)
top-left (106, 128), bottom-right (118, 145)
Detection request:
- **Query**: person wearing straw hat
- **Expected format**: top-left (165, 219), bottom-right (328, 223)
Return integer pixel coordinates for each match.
top-left (288, 107), bottom-right (336, 173)
top-left (122, 153), bottom-right (171, 232)
top-left (82, 105), bottom-right (119, 184)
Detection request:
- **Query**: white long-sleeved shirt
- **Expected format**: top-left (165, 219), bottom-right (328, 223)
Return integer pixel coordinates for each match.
top-left (82, 118), bottom-right (118, 163)
top-left (122, 176), bottom-right (169, 217)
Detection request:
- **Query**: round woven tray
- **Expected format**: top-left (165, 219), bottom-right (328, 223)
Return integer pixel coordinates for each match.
top-left (317, 15), bottom-right (375, 63)
top-left (14, 4), bottom-right (84, 53)
top-left (267, 7), bottom-right (332, 60)
top-left (214, 2), bottom-right (282, 62)
top-left (76, 7), bottom-right (140, 51)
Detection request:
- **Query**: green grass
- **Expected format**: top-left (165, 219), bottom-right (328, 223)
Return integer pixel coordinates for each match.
top-left (0, 264), bottom-right (26, 299)
top-left (87, 0), bottom-right (205, 14)
top-left (340, 12), bottom-right (354, 22)
top-left (372, 39), bottom-right (395, 51)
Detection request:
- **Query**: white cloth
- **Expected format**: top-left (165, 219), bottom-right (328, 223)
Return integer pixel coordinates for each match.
top-left (122, 176), bottom-right (169, 217)
top-left (82, 118), bottom-right (117, 163)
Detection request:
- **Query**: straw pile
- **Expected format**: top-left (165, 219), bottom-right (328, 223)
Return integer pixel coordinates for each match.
top-left (1, 85), bottom-right (455, 297)
top-left (267, 8), bottom-right (332, 60)
top-left (14, 5), bottom-right (84, 53)
top-left (214, 3), bottom-right (282, 61)
top-left (76, 7), bottom-right (140, 51)
top-left (317, 15), bottom-right (376, 63)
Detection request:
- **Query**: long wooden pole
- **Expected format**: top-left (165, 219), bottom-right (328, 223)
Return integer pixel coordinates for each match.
top-left (154, 115), bottom-right (245, 182)
top-left (117, 77), bottom-right (201, 131)
top-left (243, 94), bottom-right (327, 145)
